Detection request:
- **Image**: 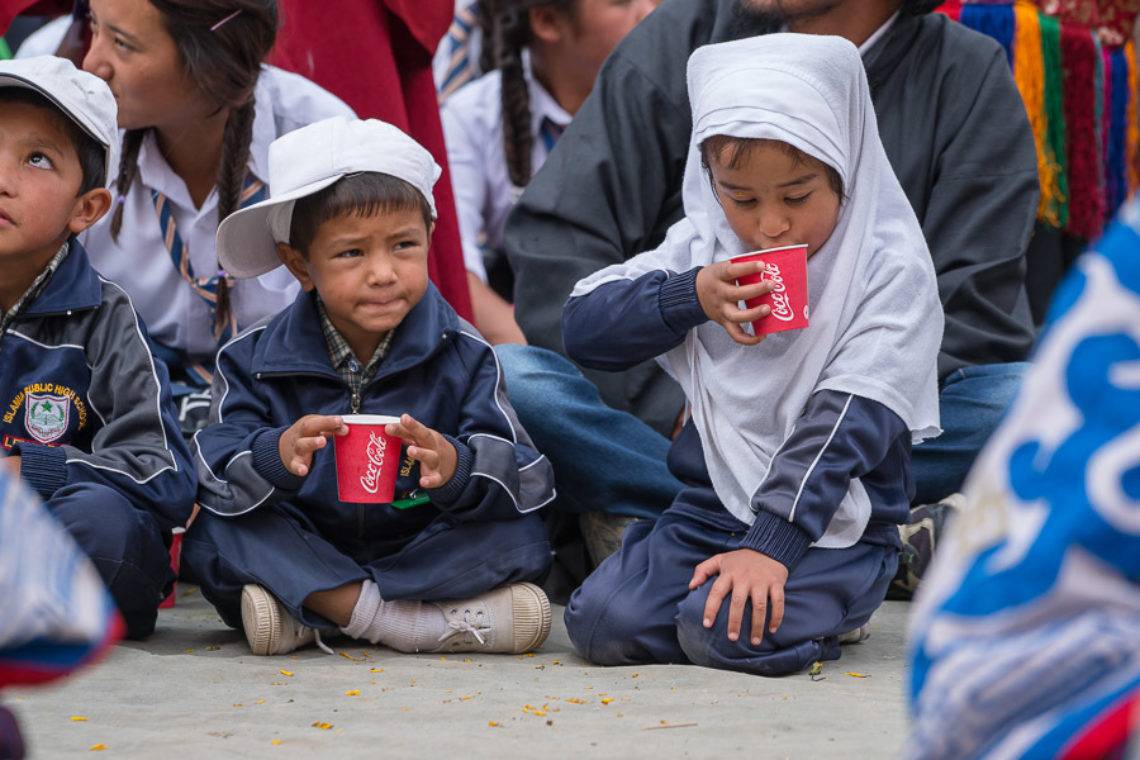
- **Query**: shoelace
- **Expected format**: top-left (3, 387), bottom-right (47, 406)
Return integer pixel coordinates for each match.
top-left (312, 627), bottom-right (334, 655)
top-left (437, 610), bottom-right (491, 646)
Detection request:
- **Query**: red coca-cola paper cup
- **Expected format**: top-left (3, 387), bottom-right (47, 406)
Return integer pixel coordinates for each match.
top-left (334, 414), bottom-right (402, 503)
top-left (732, 244), bottom-right (810, 336)
top-left (158, 526), bottom-right (185, 609)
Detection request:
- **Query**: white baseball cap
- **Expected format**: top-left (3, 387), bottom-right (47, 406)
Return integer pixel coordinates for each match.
top-left (0, 55), bottom-right (118, 186)
top-left (217, 116), bottom-right (442, 279)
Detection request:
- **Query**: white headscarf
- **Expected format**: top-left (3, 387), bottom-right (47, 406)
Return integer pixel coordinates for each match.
top-left (571, 34), bottom-right (942, 545)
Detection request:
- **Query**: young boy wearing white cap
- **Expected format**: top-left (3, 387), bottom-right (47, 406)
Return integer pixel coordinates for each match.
top-left (185, 116), bottom-right (555, 656)
top-left (0, 56), bottom-right (197, 639)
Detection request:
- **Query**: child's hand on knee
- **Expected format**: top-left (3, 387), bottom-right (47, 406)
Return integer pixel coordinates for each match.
top-left (695, 260), bottom-right (776, 346)
top-left (689, 548), bottom-right (789, 646)
top-left (2, 455), bottom-right (21, 476)
top-left (278, 415), bottom-right (348, 477)
top-left (385, 414), bottom-right (457, 489)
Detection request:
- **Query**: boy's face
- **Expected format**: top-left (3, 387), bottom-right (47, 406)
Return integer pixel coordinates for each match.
top-left (0, 101), bottom-right (109, 267)
top-left (709, 141), bottom-right (840, 258)
top-left (278, 206), bottom-right (433, 360)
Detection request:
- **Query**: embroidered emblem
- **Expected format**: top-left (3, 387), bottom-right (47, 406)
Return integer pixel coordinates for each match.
top-left (24, 392), bottom-right (70, 443)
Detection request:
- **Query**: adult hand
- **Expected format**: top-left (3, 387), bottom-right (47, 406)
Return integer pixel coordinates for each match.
top-left (689, 548), bottom-right (789, 646)
top-left (2, 455), bottom-right (21, 476)
top-left (277, 414), bottom-right (348, 477)
top-left (695, 259), bottom-right (775, 346)
top-left (385, 413), bottom-right (458, 488)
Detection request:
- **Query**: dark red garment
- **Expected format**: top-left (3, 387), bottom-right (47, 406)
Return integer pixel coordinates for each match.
top-left (269, 1), bottom-right (474, 321)
top-left (0, 0), bottom-right (68, 36)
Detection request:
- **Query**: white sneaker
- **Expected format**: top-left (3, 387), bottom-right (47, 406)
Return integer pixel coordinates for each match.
top-left (241, 584), bottom-right (316, 656)
top-left (423, 582), bottom-right (551, 654)
top-left (837, 624), bottom-right (871, 645)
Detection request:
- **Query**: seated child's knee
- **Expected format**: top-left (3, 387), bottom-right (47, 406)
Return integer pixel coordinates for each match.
top-left (564, 585), bottom-right (645, 665)
top-left (674, 588), bottom-right (724, 668)
top-left (47, 484), bottom-right (145, 548)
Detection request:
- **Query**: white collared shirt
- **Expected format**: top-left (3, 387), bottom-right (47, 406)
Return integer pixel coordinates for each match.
top-left (859, 11), bottom-right (899, 54)
top-left (773, 12), bottom-right (899, 56)
top-left (441, 52), bottom-right (572, 282)
top-left (82, 65), bottom-right (355, 365)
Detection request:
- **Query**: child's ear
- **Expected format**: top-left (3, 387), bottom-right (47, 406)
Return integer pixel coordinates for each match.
top-left (68, 187), bottom-right (113, 234)
top-left (528, 5), bottom-right (567, 44)
top-left (426, 220), bottom-right (435, 248)
top-left (276, 241), bottom-right (316, 291)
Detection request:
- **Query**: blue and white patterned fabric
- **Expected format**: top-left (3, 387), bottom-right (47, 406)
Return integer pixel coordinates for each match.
top-left (907, 197), bottom-right (1140, 760)
top-left (0, 469), bottom-right (119, 685)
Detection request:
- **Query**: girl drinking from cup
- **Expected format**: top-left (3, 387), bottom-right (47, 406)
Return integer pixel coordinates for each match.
top-left (560, 34), bottom-right (943, 676)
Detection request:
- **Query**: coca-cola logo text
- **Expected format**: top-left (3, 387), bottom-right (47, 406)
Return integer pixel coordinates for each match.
top-left (762, 262), bottom-right (795, 322)
top-left (360, 432), bottom-right (388, 494)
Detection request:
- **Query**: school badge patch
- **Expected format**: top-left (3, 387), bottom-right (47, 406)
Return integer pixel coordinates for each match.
top-left (24, 392), bottom-right (70, 444)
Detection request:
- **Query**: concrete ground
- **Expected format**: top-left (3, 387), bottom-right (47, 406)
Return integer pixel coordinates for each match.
top-left (7, 588), bottom-right (913, 759)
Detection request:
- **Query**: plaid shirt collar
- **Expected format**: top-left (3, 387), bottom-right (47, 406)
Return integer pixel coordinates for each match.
top-left (315, 293), bottom-right (395, 387)
top-left (1, 241), bottom-right (70, 335)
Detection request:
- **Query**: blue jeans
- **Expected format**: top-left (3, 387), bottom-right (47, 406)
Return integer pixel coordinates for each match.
top-left (495, 345), bottom-right (683, 518)
top-left (910, 362), bottom-right (1029, 505)
top-left (496, 345), bottom-right (1026, 515)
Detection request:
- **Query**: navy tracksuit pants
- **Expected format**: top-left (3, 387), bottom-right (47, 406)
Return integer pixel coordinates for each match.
top-left (46, 483), bottom-right (173, 640)
top-left (183, 503), bottom-right (551, 630)
top-left (564, 491), bottom-right (896, 676)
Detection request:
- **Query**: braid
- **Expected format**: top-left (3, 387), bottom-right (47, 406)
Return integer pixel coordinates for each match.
top-left (216, 101), bottom-right (256, 222)
top-left (213, 100), bottom-right (256, 340)
top-left (110, 129), bottom-right (146, 241)
top-left (496, 7), bottom-right (533, 188)
top-left (477, 0), bottom-right (498, 76)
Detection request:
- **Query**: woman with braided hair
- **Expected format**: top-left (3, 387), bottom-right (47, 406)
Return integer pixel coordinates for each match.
top-left (79, 0), bottom-right (353, 432)
top-left (440, 0), bottom-right (657, 346)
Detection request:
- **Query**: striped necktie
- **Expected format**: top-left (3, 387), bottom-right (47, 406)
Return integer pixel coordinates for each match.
top-left (539, 116), bottom-right (565, 155)
top-left (437, 1), bottom-right (481, 104)
top-left (150, 174), bottom-right (267, 383)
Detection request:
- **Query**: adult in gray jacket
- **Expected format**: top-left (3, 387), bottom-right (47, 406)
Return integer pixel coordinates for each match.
top-left (499, 0), bottom-right (1038, 578)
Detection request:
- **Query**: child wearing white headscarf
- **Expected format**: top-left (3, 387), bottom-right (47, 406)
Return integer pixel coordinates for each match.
top-left (561, 34), bottom-right (942, 675)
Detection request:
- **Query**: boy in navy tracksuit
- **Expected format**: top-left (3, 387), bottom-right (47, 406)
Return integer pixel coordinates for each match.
top-left (185, 116), bottom-right (554, 656)
top-left (0, 57), bottom-right (196, 639)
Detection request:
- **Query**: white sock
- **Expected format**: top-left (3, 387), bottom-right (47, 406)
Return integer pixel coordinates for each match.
top-left (340, 579), bottom-right (445, 651)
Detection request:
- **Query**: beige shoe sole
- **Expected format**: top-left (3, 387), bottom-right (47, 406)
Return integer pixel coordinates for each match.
top-left (241, 584), bottom-right (282, 656)
top-left (510, 582), bottom-right (552, 653)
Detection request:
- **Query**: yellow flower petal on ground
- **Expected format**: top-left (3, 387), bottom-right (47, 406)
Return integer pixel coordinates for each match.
top-left (310, 721), bottom-right (333, 730)
top-left (369, 668), bottom-right (383, 673)
top-left (488, 721), bottom-right (500, 727)
top-left (842, 672), bottom-right (870, 678)
top-left (89, 745), bottom-right (107, 751)
top-left (271, 740), bottom-right (281, 745)
top-left (280, 670), bottom-right (293, 677)
top-left (70, 716), bottom-right (88, 721)
top-left (601, 698), bottom-right (614, 705)
top-left (345, 690), bottom-right (360, 696)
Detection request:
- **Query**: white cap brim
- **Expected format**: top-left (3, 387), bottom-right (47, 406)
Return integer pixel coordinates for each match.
top-left (216, 173), bottom-right (343, 278)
